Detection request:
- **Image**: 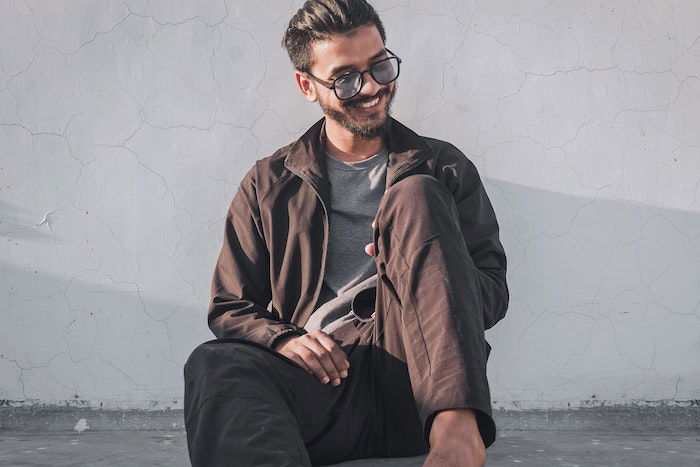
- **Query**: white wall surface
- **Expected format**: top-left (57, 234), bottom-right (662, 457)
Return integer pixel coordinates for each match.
top-left (1, 1), bottom-right (698, 411)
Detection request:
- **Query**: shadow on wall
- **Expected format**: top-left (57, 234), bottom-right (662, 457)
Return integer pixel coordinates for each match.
top-left (483, 178), bottom-right (700, 407)
top-left (0, 258), bottom-right (212, 408)
top-left (1, 179), bottom-right (699, 408)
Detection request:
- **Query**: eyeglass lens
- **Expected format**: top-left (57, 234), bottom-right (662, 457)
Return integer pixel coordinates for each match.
top-left (335, 57), bottom-right (399, 99)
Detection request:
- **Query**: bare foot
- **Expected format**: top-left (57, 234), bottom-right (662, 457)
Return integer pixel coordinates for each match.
top-left (423, 408), bottom-right (486, 467)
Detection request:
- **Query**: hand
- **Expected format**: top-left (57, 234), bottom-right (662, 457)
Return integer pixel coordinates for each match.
top-left (274, 330), bottom-right (350, 386)
top-left (364, 219), bottom-right (377, 257)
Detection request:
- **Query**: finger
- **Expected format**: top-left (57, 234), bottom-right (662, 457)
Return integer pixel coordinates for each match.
top-left (364, 242), bottom-right (375, 257)
top-left (315, 332), bottom-right (350, 377)
top-left (280, 344), bottom-right (313, 374)
top-left (316, 332), bottom-right (350, 371)
top-left (305, 339), bottom-right (342, 384)
top-left (296, 346), bottom-right (331, 384)
top-left (287, 353), bottom-right (313, 375)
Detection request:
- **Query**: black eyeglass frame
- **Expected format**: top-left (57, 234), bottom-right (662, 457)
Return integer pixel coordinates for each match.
top-left (305, 48), bottom-right (402, 100)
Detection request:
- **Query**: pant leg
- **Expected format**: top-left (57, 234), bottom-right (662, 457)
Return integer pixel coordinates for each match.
top-left (184, 322), bottom-right (382, 466)
top-left (184, 339), bottom-right (311, 467)
top-left (366, 174), bottom-right (496, 454)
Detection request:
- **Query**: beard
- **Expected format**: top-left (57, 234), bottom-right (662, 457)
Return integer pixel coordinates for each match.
top-left (318, 84), bottom-right (397, 140)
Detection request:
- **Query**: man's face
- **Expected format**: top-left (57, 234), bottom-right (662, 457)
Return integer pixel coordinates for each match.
top-left (307, 25), bottom-right (397, 140)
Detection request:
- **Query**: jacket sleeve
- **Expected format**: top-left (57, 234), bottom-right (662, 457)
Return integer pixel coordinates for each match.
top-left (442, 146), bottom-right (509, 329)
top-left (208, 163), bottom-right (307, 348)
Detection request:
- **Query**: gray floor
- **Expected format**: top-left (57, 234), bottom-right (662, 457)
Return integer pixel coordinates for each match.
top-left (1, 431), bottom-right (699, 466)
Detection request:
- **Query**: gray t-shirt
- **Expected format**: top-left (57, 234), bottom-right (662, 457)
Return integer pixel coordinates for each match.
top-left (303, 145), bottom-right (389, 334)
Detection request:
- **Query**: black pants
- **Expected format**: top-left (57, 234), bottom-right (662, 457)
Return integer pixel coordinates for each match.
top-left (184, 174), bottom-right (495, 466)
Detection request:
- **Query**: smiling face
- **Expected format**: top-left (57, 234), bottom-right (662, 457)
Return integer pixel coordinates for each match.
top-left (297, 25), bottom-right (397, 140)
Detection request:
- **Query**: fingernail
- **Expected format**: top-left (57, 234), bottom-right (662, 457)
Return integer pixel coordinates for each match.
top-left (344, 360), bottom-right (350, 369)
top-left (332, 378), bottom-right (341, 386)
top-left (340, 370), bottom-right (348, 378)
top-left (321, 376), bottom-right (330, 384)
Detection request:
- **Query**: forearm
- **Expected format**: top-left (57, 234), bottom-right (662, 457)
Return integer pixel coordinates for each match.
top-left (208, 301), bottom-right (307, 348)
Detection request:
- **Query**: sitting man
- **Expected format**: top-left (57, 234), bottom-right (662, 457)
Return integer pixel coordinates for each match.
top-left (184, 1), bottom-right (509, 465)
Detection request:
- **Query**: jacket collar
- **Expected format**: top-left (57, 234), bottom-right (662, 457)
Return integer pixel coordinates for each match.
top-left (283, 116), bottom-right (433, 189)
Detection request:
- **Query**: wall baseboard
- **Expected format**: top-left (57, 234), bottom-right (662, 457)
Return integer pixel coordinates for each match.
top-left (0, 406), bottom-right (185, 432)
top-left (494, 406), bottom-right (699, 432)
top-left (1, 405), bottom-right (698, 433)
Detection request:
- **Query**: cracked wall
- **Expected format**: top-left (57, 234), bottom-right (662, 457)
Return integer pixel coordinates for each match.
top-left (0, 1), bottom-right (698, 411)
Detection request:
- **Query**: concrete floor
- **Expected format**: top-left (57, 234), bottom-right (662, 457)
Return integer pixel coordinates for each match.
top-left (1, 431), bottom-right (699, 466)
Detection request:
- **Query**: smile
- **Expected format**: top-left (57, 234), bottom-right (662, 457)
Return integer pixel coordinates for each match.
top-left (357, 96), bottom-right (380, 108)
top-left (349, 94), bottom-right (384, 113)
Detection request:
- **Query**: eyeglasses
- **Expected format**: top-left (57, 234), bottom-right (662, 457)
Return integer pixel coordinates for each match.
top-left (306, 49), bottom-right (402, 100)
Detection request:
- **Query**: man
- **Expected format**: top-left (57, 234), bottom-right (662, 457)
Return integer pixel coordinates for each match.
top-left (184, 1), bottom-right (508, 466)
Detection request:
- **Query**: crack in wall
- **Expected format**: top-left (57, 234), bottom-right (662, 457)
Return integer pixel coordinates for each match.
top-left (0, 0), bottom-right (698, 409)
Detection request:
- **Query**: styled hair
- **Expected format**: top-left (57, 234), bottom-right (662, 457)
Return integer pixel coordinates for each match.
top-left (282, 0), bottom-right (387, 72)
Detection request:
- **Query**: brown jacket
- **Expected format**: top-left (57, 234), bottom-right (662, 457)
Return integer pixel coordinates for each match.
top-left (208, 117), bottom-right (508, 348)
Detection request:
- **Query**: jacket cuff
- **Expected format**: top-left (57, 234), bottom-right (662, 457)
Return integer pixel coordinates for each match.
top-left (268, 326), bottom-right (308, 350)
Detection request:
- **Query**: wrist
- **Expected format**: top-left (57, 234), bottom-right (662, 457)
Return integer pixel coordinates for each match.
top-left (272, 333), bottom-right (298, 351)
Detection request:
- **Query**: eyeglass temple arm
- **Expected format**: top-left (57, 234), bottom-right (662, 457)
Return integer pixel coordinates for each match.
top-left (385, 48), bottom-right (401, 63)
top-left (306, 72), bottom-right (335, 90)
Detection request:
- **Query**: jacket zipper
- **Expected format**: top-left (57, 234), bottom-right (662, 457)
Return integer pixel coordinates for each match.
top-left (296, 172), bottom-right (330, 321)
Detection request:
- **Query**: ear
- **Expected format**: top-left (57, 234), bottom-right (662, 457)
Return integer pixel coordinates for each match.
top-left (295, 71), bottom-right (319, 103)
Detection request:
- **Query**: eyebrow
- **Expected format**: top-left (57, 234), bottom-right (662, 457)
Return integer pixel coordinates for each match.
top-left (328, 49), bottom-right (388, 78)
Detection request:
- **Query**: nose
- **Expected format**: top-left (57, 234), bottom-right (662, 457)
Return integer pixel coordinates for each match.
top-left (357, 70), bottom-right (382, 96)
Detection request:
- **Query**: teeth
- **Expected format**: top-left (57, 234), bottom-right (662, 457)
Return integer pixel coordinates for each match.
top-left (358, 96), bottom-right (380, 108)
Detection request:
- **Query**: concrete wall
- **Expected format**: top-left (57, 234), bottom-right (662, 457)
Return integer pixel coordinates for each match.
top-left (1, 1), bottom-right (698, 412)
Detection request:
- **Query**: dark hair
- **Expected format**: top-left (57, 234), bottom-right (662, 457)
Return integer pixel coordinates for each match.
top-left (282, 0), bottom-right (387, 72)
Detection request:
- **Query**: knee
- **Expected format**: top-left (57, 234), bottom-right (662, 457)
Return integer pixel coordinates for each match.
top-left (184, 341), bottom-right (214, 376)
top-left (377, 174), bottom-right (457, 222)
top-left (389, 173), bottom-right (444, 194)
top-left (184, 341), bottom-right (268, 383)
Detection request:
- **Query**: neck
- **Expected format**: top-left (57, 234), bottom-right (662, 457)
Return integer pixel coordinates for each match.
top-left (322, 117), bottom-right (385, 162)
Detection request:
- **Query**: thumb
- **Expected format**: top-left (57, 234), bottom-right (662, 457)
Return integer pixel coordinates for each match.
top-left (364, 242), bottom-right (375, 257)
